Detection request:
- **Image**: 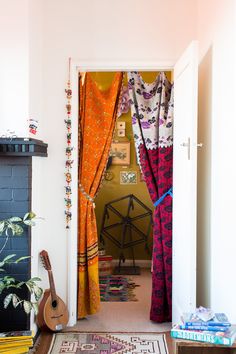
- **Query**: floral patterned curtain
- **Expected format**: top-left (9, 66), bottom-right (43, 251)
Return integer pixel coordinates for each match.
top-left (78, 72), bottom-right (123, 318)
top-left (128, 72), bottom-right (174, 322)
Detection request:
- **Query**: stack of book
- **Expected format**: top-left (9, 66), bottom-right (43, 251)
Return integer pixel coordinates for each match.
top-left (171, 308), bottom-right (236, 346)
top-left (0, 330), bottom-right (34, 353)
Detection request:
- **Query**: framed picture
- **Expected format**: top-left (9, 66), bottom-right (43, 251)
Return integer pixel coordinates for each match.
top-left (117, 129), bottom-right (126, 137)
top-left (117, 121), bottom-right (126, 130)
top-left (111, 141), bottom-right (130, 165)
top-left (120, 171), bottom-right (137, 184)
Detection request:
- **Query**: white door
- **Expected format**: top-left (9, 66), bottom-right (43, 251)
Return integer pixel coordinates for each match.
top-left (172, 41), bottom-right (199, 323)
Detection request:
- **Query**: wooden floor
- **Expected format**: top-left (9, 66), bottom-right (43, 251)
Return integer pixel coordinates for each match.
top-left (30, 331), bottom-right (52, 354)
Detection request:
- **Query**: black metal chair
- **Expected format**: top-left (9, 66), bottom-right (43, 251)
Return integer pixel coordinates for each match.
top-left (100, 194), bottom-right (153, 275)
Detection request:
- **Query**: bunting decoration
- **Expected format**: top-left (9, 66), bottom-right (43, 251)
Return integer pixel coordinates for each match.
top-left (65, 58), bottom-right (73, 229)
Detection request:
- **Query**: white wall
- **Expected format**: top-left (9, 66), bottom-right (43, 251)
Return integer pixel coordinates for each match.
top-left (0, 0), bottom-right (29, 136)
top-left (8, 0), bottom-right (236, 325)
top-left (37, 0), bottom-right (197, 308)
top-left (197, 45), bottom-right (212, 308)
top-left (28, 0), bottom-right (46, 331)
top-left (197, 0), bottom-right (236, 321)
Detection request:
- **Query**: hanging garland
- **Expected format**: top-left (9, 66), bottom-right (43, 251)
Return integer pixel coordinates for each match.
top-left (64, 58), bottom-right (73, 229)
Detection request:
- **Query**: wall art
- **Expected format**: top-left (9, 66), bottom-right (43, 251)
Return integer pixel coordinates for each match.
top-left (120, 171), bottom-right (137, 184)
top-left (111, 141), bottom-right (130, 165)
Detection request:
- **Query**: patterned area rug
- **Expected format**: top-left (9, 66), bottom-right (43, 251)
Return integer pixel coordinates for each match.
top-left (48, 333), bottom-right (169, 354)
top-left (99, 276), bottom-right (139, 302)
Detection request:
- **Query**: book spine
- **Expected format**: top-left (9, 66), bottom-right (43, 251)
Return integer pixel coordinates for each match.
top-left (185, 321), bottom-right (231, 327)
top-left (171, 329), bottom-right (232, 346)
top-left (180, 325), bottom-right (228, 332)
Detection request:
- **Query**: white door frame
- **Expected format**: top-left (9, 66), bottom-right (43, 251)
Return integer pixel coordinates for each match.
top-left (68, 60), bottom-right (175, 326)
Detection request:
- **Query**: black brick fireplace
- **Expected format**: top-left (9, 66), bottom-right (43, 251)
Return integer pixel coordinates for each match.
top-left (0, 138), bottom-right (47, 331)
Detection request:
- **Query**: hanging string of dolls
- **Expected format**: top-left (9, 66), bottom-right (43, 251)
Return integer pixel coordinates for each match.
top-left (65, 58), bottom-right (73, 228)
top-left (64, 68), bottom-right (130, 229)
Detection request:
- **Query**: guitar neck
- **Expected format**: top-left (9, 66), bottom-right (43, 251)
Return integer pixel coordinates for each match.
top-left (47, 270), bottom-right (57, 302)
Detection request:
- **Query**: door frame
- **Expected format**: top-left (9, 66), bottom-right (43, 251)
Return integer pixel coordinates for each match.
top-left (68, 60), bottom-right (175, 326)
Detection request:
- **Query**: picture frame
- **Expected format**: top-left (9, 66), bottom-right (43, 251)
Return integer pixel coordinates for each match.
top-left (117, 121), bottom-right (126, 130)
top-left (117, 129), bottom-right (126, 137)
top-left (111, 141), bottom-right (130, 165)
top-left (120, 171), bottom-right (137, 185)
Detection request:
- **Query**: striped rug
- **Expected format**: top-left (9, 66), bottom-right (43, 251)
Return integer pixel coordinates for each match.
top-left (48, 332), bottom-right (169, 354)
top-left (99, 275), bottom-right (139, 302)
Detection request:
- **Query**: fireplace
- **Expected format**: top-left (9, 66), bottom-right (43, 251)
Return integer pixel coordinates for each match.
top-left (0, 138), bottom-right (47, 331)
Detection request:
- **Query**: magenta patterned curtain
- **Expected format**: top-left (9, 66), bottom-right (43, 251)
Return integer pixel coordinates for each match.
top-left (128, 72), bottom-right (173, 322)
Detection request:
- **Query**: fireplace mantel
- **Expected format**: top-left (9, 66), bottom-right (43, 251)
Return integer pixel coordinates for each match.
top-left (0, 138), bottom-right (48, 157)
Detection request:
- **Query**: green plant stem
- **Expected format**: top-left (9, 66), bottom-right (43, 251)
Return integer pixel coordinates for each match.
top-left (0, 234), bottom-right (9, 255)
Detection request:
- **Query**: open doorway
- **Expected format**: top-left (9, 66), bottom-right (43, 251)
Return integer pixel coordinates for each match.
top-left (67, 42), bottom-right (198, 328)
top-left (76, 71), bottom-right (173, 332)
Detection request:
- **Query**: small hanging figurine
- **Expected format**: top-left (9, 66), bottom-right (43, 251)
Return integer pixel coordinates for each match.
top-left (64, 58), bottom-right (73, 229)
top-left (65, 185), bottom-right (72, 195)
top-left (66, 160), bottom-right (73, 168)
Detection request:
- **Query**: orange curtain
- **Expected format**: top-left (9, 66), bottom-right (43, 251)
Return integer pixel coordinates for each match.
top-left (78, 72), bottom-right (123, 318)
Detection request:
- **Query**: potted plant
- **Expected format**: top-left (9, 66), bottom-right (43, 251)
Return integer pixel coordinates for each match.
top-left (0, 213), bottom-right (43, 331)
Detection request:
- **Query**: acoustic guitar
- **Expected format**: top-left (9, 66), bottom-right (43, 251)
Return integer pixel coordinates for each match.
top-left (37, 250), bottom-right (69, 332)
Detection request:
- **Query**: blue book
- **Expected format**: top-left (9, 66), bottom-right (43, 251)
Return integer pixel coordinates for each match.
top-left (171, 325), bottom-right (236, 346)
top-left (185, 321), bottom-right (231, 327)
top-left (182, 312), bottom-right (231, 328)
top-left (180, 325), bottom-right (229, 332)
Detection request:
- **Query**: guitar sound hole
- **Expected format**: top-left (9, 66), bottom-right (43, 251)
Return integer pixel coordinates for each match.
top-left (51, 300), bottom-right (58, 308)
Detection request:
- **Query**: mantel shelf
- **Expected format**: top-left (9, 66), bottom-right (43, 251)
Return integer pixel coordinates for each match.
top-left (0, 138), bottom-right (48, 157)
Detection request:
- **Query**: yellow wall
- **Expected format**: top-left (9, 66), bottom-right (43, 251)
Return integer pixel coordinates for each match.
top-left (93, 72), bottom-right (172, 260)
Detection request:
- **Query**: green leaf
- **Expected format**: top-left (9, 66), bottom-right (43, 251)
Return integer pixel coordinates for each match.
top-left (30, 277), bottom-right (41, 282)
top-left (29, 212), bottom-right (36, 219)
top-left (3, 276), bottom-right (16, 284)
top-left (32, 303), bottom-right (39, 315)
top-left (25, 283), bottom-right (32, 293)
top-left (12, 224), bottom-right (24, 235)
top-left (0, 222), bottom-right (5, 234)
top-left (23, 213), bottom-right (30, 221)
top-left (3, 293), bottom-right (13, 308)
top-left (33, 285), bottom-right (43, 301)
top-left (12, 294), bottom-right (20, 308)
top-left (23, 212), bottom-right (36, 221)
top-left (3, 254), bottom-right (16, 262)
top-left (23, 300), bottom-right (32, 314)
top-left (7, 224), bottom-right (15, 236)
top-left (0, 281), bottom-right (5, 294)
top-left (15, 281), bottom-right (24, 288)
top-left (15, 256), bottom-right (30, 263)
top-left (9, 217), bottom-right (22, 222)
top-left (23, 220), bottom-right (34, 226)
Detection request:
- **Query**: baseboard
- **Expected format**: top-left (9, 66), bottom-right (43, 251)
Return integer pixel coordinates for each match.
top-left (112, 259), bottom-right (152, 268)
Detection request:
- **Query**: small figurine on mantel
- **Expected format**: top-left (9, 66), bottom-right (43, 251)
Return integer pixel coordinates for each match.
top-left (28, 118), bottom-right (38, 136)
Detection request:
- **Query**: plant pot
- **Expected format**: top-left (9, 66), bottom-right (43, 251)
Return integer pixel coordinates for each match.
top-left (0, 285), bottom-right (30, 331)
